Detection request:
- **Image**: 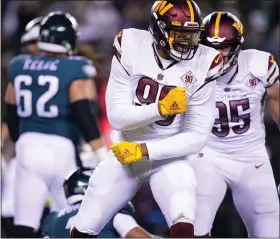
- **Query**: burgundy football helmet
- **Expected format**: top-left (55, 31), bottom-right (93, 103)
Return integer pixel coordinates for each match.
top-left (149, 0), bottom-right (204, 61)
top-left (201, 12), bottom-right (244, 75)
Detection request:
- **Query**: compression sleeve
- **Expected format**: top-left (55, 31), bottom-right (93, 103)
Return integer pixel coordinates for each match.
top-left (6, 103), bottom-right (19, 142)
top-left (146, 80), bottom-right (216, 160)
top-left (71, 99), bottom-right (101, 142)
top-left (106, 57), bottom-right (164, 130)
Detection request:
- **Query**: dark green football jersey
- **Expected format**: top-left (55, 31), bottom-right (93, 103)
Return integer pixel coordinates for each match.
top-left (42, 203), bottom-right (134, 238)
top-left (8, 54), bottom-right (96, 144)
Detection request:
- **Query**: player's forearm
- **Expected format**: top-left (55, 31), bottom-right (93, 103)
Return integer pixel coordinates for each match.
top-left (266, 81), bottom-right (280, 127)
top-left (144, 129), bottom-right (210, 160)
top-left (269, 102), bottom-right (280, 127)
top-left (107, 103), bottom-right (163, 130)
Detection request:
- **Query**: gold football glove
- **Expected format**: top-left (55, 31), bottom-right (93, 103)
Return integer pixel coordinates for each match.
top-left (110, 142), bottom-right (142, 165)
top-left (158, 87), bottom-right (187, 116)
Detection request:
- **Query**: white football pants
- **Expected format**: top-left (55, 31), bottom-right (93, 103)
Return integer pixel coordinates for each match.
top-left (14, 132), bottom-right (77, 230)
top-left (74, 152), bottom-right (197, 235)
top-left (191, 147), bottom-right (279, 238)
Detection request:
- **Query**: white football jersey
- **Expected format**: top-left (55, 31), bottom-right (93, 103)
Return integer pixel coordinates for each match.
top-left (206, 49), bottom-right (279, 159)
top-left (106, 28), bottom-right (222, 160)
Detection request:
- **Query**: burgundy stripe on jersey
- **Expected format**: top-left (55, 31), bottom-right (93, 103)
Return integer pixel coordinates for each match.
top-left (206, 54), bottom-right (223, 81)
top-left (209, 54), bottom-right (222, 70)
top-left (266, 63), bottom-right (279, 87)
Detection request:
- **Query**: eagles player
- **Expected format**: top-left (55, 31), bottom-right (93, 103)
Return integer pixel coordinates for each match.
top-left (4, 11), bottom-right (109, 237)
top-left (71, 1), bottom-right (223, 238)
top-left (42, 168), bottom-right (152, 238)
top-left (191, 12), bottom-right (280, 237)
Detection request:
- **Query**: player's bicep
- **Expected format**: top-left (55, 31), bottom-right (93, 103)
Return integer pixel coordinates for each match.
top-left (4, 82), bottom-right (16, 105)
top-left (85, 79), bottom-right (98, 101)
top-left (69, 79), bottom-right (91, 102)
top-left (265, 80), bottom-right (280, 126)
top-left (106, 56), bottom-right (133, 108)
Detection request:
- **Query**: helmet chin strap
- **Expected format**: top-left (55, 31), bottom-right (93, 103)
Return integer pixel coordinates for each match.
top-left (221, 44), bottom-right (241, 75)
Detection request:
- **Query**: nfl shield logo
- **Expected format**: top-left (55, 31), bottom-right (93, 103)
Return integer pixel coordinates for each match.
top-left (157, 74), bottom-right (164, 81)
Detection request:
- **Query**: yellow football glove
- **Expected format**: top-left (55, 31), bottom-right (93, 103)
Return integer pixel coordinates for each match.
top-left (110, 142), bottom-right (142, 165)
top-left (158, 87), bottom-right (188, 116)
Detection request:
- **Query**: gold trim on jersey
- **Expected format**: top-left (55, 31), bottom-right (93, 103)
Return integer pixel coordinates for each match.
top-left (214, 12), bottom-right (223, 37)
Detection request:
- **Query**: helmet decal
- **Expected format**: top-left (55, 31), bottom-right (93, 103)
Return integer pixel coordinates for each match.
top-left (186, 0), bottom-right (195, 22)
top-left (214, 11), bottom-right (223, 37)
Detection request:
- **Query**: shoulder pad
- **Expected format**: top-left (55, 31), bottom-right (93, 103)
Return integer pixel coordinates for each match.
top-left (68, 55), bottom-right (91, 62)
top-left (8, 54), bottom-right (31, 81)
top-left (244, 49), bottom-right (279, 87)
top-left (67, 56), bottom-right (96, 79)
top-left (112, 28), bottom-right (151, 75)
top-left (10, 54), bottom-right (30, 66)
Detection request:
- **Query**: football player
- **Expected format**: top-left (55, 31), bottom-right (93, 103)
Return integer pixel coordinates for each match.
top-left (20, 16), bottom-right (43, 55)
top-left (42, 168), bottom-right (152, 238)
top-left (4, 11), bottom-right (109, 237)
top-left (191, 12), bottom-right (280, 238)
top-left (71, 1), bottom-right (223, 238)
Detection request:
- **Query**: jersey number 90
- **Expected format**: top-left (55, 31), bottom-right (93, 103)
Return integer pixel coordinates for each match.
top-left (136, 77), bottom-right (176, 126)
top-left (14, 75), bottom-right (59, 118)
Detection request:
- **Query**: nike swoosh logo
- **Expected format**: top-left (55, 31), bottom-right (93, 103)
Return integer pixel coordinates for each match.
top-left (255, 163), bottom-right (264, 169)
top-left (215, 55), bottom-right (221, 64)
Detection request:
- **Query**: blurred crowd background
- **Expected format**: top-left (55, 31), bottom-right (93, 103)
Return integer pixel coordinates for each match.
top-left (1, 0), bottom-right (279, 238)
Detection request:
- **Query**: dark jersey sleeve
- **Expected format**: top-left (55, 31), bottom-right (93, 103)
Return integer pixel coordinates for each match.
top-left (68, 56), bottom-right (97, 81)
top-left (8, 54), bottom-right (29, 83)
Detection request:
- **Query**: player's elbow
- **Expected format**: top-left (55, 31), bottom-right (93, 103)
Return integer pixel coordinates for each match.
top-left (188, 131), bottom-right (209, 155)
top-left (107, 112), bottom-right (131, 130)
top-left (195, 133), bottom-right (209, 153)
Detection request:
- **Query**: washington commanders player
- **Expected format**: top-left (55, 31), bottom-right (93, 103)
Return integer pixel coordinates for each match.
top-left (71, 1), bottom-right (223, 238)
top-left (191, 12), bottom-right (279, 238)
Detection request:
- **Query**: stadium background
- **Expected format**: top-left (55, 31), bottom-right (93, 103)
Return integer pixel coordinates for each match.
top-left (1, 0), bottom-right (279, 237)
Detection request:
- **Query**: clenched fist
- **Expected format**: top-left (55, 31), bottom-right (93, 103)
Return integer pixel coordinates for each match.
top-left (158, 87), bottom-right (188, 116)
top-left (110, 142), bottom-right (143, 165)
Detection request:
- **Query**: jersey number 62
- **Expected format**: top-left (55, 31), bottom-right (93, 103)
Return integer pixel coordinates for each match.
top-left (14, 75), bottom-right (59, 118)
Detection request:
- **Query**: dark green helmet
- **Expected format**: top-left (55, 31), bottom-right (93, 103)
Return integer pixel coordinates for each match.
top-left (38, 11), bottom-right (78, 55)
top-left (63, 168), bottom-right (94, 205)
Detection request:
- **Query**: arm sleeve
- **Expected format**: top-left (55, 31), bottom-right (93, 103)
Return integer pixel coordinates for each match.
top-left (146, 80), bottom-right (216, 160)
top-left (113, 213), bottom-right (139, 238)
top-left (106, 56), bottom-right (164, 130)
top-left (265, 55), bottom-right (279, 88)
